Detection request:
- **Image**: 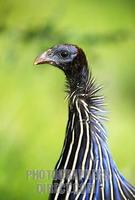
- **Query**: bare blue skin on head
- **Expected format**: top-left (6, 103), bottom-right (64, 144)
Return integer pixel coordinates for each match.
top-left (35, 44), bottom-right (89, 91)
top-left (35, 44), bottom-right (78, 67)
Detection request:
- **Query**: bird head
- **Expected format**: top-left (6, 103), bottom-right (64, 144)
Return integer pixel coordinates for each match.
top-left (34, 44), bottom-right (89, 89)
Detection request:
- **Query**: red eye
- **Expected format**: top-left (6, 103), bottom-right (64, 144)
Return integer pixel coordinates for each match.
top-left (60, 51), bottom-right (69, 58)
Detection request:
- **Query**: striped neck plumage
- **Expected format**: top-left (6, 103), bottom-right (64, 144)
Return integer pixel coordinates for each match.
top-left (50, 74), bottom-right (135, 200)
top-left (66, 68), bottom-right (106, 140)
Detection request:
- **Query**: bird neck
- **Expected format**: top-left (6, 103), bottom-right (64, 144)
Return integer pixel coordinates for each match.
top-left (66, 63), bottom-right (89, 93)
top-left (51, 76), bottom-right (135, 200)
top-left (56, 83), bottom-right (107, 169)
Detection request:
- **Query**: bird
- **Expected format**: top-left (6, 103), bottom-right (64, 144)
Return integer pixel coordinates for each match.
top-left (34, 44), bottom-right (135, 200)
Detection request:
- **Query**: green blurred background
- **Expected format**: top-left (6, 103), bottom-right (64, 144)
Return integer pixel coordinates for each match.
top-left (0, 0), bottom-right (135, 199)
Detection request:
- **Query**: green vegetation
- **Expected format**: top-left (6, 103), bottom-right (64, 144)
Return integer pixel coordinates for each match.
top-left (0, 0), bottom-right (135, 199)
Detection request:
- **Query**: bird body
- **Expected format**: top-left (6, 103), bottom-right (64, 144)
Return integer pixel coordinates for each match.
top-left (35, 44), bottom-right (135, 200)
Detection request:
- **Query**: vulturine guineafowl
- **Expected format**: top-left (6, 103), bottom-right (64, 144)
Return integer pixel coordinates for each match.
top-left (34, 44), bottom-right (135, 200)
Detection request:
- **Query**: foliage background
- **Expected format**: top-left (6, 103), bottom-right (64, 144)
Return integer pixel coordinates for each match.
top-left (0, 0), bottom-right (135, 199)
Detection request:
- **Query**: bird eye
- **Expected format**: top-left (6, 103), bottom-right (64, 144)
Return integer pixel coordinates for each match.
top-left (59, 51), bottom-right (69, 58)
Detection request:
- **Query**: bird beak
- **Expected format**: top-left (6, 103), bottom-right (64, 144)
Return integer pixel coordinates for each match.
top-left (34, 51), bottom-right (53, 65)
